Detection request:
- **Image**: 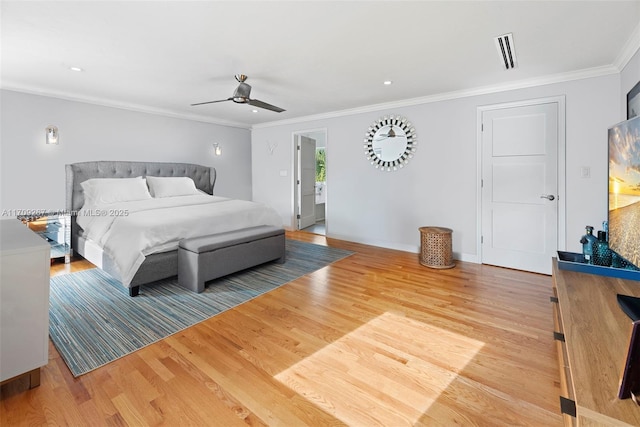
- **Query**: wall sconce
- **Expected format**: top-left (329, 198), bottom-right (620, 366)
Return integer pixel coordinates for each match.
top-left (213, 142), bottom-right (221, 156)
top-left (45, 125), bottom-right (59, 145)
top-left (267, 140), bottom-right (277, 155)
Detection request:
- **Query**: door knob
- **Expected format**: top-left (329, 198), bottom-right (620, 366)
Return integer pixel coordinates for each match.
top-left (540, 194), bottom-right (555, 201)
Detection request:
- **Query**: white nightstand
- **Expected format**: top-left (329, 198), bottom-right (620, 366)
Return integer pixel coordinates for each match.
top-left (0, 220), bottom-right (51, 388)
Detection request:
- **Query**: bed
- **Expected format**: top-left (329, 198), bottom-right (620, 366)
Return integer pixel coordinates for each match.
top-left (66, 161), bottom-right (282, 296)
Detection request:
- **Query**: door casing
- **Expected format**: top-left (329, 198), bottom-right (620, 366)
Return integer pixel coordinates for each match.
top-left (292, 128), bottom-right (328, 231)
top-left (476, 96), bottom-right (566, 270)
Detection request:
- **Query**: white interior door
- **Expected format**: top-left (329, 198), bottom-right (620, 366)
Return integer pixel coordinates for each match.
top-left (298, 135), bottom-right (316, 229)
top-left (481, 102), bottom-right (559, 274)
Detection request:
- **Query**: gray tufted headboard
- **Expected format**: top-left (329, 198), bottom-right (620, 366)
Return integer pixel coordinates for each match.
top-left (65, 161), bottom-right (216, 213)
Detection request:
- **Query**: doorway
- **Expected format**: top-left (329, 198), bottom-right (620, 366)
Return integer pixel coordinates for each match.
top-left (293, 129), bottom-right (327, 235)
top-left (477, 97), bottom-right (566, 275)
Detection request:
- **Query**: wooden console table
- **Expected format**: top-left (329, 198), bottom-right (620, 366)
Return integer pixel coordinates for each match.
top-left (552, 258), bottom-right (640, 426)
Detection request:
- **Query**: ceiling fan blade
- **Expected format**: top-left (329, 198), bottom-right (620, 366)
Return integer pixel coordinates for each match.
top-left (190, 98), bottom-right (233, 106)
top-left (247, 98), bottom-right (285, 113)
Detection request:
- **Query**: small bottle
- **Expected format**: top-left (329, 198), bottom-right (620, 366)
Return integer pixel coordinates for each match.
top-left (602, 220), bottom-right (609, 242)
top-left (580, 226), bottom-right (598, 264)
top-left (593, 231), bottom-right (612, 266)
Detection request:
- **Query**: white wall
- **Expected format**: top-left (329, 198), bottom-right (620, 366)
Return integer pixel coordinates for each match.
top-left (2, 62), bottom-right (629, 261)
top-left (252, 73), bottom-right (621, 260)
top-left (0, 90), bottom-right (253, 214)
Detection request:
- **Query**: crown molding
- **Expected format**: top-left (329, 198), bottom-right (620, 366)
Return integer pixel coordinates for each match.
top-left (614, 21), bottom-right (640, 71)
top-left (252, 64), bottom-right (620, 130)
top-left (0, 83), bottom-right (251, 130)
top-left (1, 59), bottom-right (627, 133)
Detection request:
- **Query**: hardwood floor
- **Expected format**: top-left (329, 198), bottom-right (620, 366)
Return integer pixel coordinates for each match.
top-left (1, 231), bottom-right (562, 426)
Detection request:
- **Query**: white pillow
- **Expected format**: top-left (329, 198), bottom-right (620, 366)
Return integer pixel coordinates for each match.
top-left (146, 176), bottom-right (200, 198)
top-left (81, 177), bottom-right (151, 206)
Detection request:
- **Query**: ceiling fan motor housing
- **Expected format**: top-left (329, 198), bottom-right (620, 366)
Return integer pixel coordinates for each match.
top-left (232, 82), bottom-right (252, 103)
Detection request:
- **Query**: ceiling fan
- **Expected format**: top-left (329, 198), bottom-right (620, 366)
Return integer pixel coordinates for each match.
top-left (191, 74), bottom-right (285, 113)
top-left (374, 124), bottom-right (406, 140)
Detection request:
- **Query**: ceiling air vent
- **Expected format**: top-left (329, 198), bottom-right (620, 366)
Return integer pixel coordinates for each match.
top-left (494, 33), bottom-right (517, 70)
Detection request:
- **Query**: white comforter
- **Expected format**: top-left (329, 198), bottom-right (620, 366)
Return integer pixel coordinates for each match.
top-left (76, 194), bottom-right (282, 285)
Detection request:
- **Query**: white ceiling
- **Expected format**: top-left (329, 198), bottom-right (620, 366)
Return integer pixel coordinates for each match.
top-left (2, 1), bottom-right (639, 128)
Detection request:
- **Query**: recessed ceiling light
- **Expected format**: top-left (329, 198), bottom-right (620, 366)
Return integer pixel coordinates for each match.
top-left (383, 80), bottom-right (393, 85)
top-left (69, 66), bottom-right (84, 72)
top-left (251, 109), bottom-right (258, 113)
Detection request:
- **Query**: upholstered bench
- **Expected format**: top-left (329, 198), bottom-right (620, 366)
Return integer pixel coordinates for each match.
top-left (177, 225), bottom-right (285, 293)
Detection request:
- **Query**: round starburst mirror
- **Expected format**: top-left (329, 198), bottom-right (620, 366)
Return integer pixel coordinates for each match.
top-left (364, 115), bottom-right (417, 171)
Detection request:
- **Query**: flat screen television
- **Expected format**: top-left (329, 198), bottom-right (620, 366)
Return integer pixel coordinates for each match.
top-left (608, 115), bottom-right (640, 269)
top-left (610, 116), bottom-right (640, 403)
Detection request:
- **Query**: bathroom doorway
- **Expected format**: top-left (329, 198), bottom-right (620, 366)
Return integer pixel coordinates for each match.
top-left (293, 128), bottom-right (327, 235)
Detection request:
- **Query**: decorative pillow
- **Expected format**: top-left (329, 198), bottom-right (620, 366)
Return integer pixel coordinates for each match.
top-left (146, 176), bottom-right (200, 198)
top-left (81, 177), bottom-right (151, 206)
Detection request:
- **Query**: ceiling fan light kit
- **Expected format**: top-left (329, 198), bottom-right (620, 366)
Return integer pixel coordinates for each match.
top-left (364, 114), bottom-right (417, 171)
top-left (191, 74), bottom-right (285, 113)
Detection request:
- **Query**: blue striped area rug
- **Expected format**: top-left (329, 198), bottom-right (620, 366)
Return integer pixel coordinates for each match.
top-left (49, 239), bottom-right (352, 377)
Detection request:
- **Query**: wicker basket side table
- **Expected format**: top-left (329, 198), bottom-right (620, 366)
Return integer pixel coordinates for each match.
top-left (419, 226), bottom-right (455, 269)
